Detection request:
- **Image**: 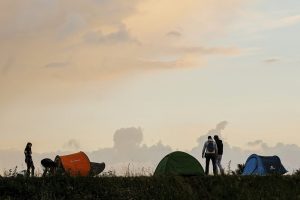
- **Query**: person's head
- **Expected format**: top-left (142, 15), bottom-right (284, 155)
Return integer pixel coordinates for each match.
top-left (26, 142), bottom-right (32, 148)
top-left (214, 135), bottom-right (219, 140)
top-left (208, 136), bottom-right (212, 140)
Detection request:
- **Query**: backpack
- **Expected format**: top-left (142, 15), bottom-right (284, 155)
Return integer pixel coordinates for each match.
top-left (206, 141), bottom-right (215, 153)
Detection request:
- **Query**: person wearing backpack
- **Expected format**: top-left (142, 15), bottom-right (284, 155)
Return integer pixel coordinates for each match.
top-left (214, 135), bottom-right (225, 175)
top-left (202, 136), bottom-right (218, 175)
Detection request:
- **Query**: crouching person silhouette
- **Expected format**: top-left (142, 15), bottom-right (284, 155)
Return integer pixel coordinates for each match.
top-left (41, 158), bottom-right (57, 177)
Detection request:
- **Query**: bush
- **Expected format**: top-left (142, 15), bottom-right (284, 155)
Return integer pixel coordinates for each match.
top-left (233, 163), bottom-right (245, 175)
top-left (292, 169), bottom-right (300, 176)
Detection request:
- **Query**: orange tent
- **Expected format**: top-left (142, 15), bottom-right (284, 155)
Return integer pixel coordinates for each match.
top-left (56, 151), bottom-right (91, 176)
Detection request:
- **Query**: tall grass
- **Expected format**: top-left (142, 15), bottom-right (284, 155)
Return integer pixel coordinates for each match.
top-left (1, 175), bottom-right (300, 199)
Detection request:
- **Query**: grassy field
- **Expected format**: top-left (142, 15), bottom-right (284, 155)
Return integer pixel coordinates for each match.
top-left (0, 175), bottom-right (300, 200)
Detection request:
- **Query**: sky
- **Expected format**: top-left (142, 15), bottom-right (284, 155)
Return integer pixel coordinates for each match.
top-left (0, 0), bottom-right (300, 173)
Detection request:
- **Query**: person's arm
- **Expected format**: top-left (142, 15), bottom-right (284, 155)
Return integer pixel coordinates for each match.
top-left (202, 142), bottom-right (207, 158)
top-left (24, 148), bottom-right (29, 156)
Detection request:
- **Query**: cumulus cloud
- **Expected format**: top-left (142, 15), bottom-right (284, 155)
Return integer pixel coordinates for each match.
top-left (1, 125), bottom-right (300, 175)
top-left (113, 127), bottom-right (143, 150)
top-left (191, 121), bottom-right (300, 173)
top-left (195, 121), bottom-right (228, 146)
top-left (89, 127), bottom-right (172, 172)
top-left (0, 127), bottom-right (172, 175)
top-left (0, 127), bottom-right (171, 175)
top-left (63, 139), bottom-right (80, 150)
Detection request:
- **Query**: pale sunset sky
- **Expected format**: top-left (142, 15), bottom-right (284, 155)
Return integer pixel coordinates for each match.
top-left (0, 0), bottom-right (300, 171)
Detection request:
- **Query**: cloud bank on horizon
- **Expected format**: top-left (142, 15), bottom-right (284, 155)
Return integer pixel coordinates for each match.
top-left (1, 124), bottom-right (300, 175)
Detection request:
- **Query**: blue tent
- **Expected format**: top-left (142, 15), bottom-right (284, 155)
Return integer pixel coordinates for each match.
top-left (242, 154), bottom-right (287, 175)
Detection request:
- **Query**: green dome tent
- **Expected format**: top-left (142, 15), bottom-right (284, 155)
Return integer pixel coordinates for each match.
top-left (154, 151), bottom-right (204, 176)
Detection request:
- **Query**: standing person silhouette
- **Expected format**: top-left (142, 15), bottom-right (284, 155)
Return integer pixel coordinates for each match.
top-left (24, 142), bottom-right (35, 177)
top-left (202, 136), bottom-right (218, 175)
top-left (214, 135), bottom-right (224, 175)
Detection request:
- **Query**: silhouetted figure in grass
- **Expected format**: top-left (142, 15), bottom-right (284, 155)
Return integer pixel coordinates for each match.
top-left (214, 135), bottom-right (224, 175)
top-left (202, 136), bottom-right (218, 175)
top-left (41, 158), bottom-right (57, 177)
top-left (24, 142), bottom-right (35, 177)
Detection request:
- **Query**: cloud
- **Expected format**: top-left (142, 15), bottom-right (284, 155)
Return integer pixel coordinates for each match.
top-left (247, 140), bottom-right (264, 146)
top-left (166, 31), bottom-right (182, 38)
top-left (0, 0), bottom-right (245, 80)
top-left (57, 14), bottom-right (87, 40)
top-left (264, 58), bottom-right (280, 64)
top-left (240, 12), bottom-right (300, 34)
top-left (196, 121), bottom-right (228, 145)
top-left (63, 139), bottom-right (80, 150)
top-left (0, 0), bottom-right (248, 111)
top-left (178, 46), bottom-right (240, 56)
top-left (84, 24), bottom-right (140, 45)
top-left (1, 124), bottom-right (300, 175)
top-left (113, 127), bottom-right (143, 150)
top-left (89, 127), bottom-right (172, 172)
top-left (191, 121), bottom-right (300, 173)
top-left (271, 14), bottom-right (300, 29)
top-left (0, 127), bottom-right (172, 175)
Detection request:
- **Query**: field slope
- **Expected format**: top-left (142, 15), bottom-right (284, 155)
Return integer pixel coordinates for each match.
top-left (0, 175), bottom-right (300, 199)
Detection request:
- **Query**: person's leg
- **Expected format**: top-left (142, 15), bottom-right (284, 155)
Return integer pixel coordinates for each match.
top-left (216, 155), bottom-right (223, 174)
top-left (26, 162), bottom-right (30, 177)
top-left (29, 160), bottom-right (35, 177)
top-left (205, 154), bottom-right (210, 175)
top-left (31, 164), bottom-right (35, 177)
top-left (217, 155), bottom-right (224, 175)
top-left (215, 156), bottom-right (220, 174)
top-left (42, 167), bottom-right (48, 177)
top-left (212, 155), bottom-right (217, 175)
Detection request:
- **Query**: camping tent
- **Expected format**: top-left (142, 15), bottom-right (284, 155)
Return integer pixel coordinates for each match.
top-left (154, 151), bottom-right (204, 176)
top-left (55, 151), bottom-right (91, 176)
top-left (242, 154), bottom-right (287, 175)
top-left (55, 151), bottom-right (105, 176)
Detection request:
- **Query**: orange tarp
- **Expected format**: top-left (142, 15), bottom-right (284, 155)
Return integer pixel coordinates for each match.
top-left (58, 151), bottom-right (91, 176)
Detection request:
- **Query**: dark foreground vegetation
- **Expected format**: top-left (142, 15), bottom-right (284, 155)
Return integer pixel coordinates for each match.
top-left (1, 175), bottom-right (300, 200)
